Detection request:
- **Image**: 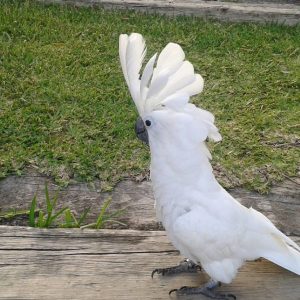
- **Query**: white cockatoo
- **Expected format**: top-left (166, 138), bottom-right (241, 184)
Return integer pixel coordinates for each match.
top-left (119, 33), bottom-right (300, 299)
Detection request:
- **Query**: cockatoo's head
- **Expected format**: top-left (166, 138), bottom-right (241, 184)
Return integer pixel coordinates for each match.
top-left (135, 102), bottom-right (222, 150)
top-left (119, 33), bottom-right (221, 148)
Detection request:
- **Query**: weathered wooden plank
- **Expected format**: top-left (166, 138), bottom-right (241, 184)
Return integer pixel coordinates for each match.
top-left (0, 227), bottom-right (175, 253)
top-left (38, 0), bottom-right (300, 25)
top-left (0, 170), bottom-right (299, 235)
top-left (0, 226), bottom-right (299, 300)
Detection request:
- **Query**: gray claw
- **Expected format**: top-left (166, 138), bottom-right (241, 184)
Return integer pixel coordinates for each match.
top-left (169, 280), bottom-right (237, 299)
top-left (151, 269), bottom-right (159, 278)
top-left (151, 259), bottom-right (200, 278)
top-left (169, 288), bottom-right (178, 295)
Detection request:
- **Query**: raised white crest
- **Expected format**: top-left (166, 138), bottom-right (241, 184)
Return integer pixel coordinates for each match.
top-left (119, 33), bottom-right (204, 116)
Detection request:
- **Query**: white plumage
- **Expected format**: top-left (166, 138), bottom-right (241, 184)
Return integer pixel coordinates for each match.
top-left (119, 33), bottom-right (300, 287)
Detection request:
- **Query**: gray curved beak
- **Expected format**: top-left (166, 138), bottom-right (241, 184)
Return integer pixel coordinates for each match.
top-left (135, 117), bottom-right (149, 145)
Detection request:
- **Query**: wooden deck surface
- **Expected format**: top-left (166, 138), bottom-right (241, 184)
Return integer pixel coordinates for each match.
top-left (0, 226), bottom-right (299, 300)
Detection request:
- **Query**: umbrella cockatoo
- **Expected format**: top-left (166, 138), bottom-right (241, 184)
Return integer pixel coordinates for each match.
top-left (119, 33), bottom-right (300, 299)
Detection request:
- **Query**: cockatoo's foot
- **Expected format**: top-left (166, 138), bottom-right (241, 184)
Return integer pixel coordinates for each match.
top-left (151, 259), bottom-right (201, 278)
top-left (169, 279), bottom-right (236, 300)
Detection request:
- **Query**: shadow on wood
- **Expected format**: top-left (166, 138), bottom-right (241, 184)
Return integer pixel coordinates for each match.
top-left (0, 226), bottom-right (299, 299)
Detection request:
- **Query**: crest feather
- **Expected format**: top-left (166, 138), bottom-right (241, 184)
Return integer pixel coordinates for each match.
top-left (119, 33), bottom-right (204, 116)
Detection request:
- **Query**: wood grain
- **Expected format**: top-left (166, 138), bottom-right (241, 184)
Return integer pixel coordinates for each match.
top-left (1, 170), bottom-right (299, 235)
top-left (0, 226), bottom-right (299, 300)
top-left (38, 0), bottom-right (300, 25)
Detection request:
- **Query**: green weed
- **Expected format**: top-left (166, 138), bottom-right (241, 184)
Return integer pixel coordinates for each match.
top-left (60, 207), bottom-right (90, 228)
top-left (80, 197), bottom-right (126, 229)
top-left (27, 184), bottom-right (125, 228)
top-left (0, 209), bottom-right (31, 220)
top-left (29, 184), bottom-right (68, 227)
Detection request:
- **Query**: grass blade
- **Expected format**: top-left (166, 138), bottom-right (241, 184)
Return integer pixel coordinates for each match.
top-left (51, 191), bottom-right (60, 213)
top-left (65, 209), bottom-right (73, 227)
top-left (44, 184), bottom-right (54, 227)
top-left (103, 219), bottom-right (127, 227)
top-left (95, 197), bottom-right (112, 229)
top-left (62, 209), bottom-right (77, 228)
top-left (37, 211), bottom-right (45, 228)
top-left (29, 194), bottom-right (37, 227)
top-left (78, 208), bottom-right (90, 226)
top-left (80, 223), bottom-right (96, 229)
top-left (44, 184), bottom-right (52, 214)
top-left (45, 190), bottom-right (60, 227)
top-left (49, 207), bottom-right (68, 225)
top-left (106, 209), bottom-right (125, 219)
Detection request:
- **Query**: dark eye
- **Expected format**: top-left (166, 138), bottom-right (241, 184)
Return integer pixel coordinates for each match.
top-left (145, 120), bottom-right (151, 127)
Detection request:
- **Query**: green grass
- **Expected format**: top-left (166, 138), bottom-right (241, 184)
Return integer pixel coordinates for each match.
top-left (0, 0), bottom-right (299, 192)
top-left (28, 185), bottom-right (68, 227)
top-left (0, 209), bottom-right (32, 220)
top-left (1, 184), bottom-right (126, 228)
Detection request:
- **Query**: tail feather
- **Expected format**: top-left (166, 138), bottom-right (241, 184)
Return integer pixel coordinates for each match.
top-left (249, 208), bottom-right (300, 275)
top-left (263, 239), bottom-right (300, 275)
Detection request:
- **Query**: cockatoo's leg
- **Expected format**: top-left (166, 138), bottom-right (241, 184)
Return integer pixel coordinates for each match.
top-left (169, 279), bottom-right (236, 299)
top-left (151, 259), bottom-right (201, 278)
